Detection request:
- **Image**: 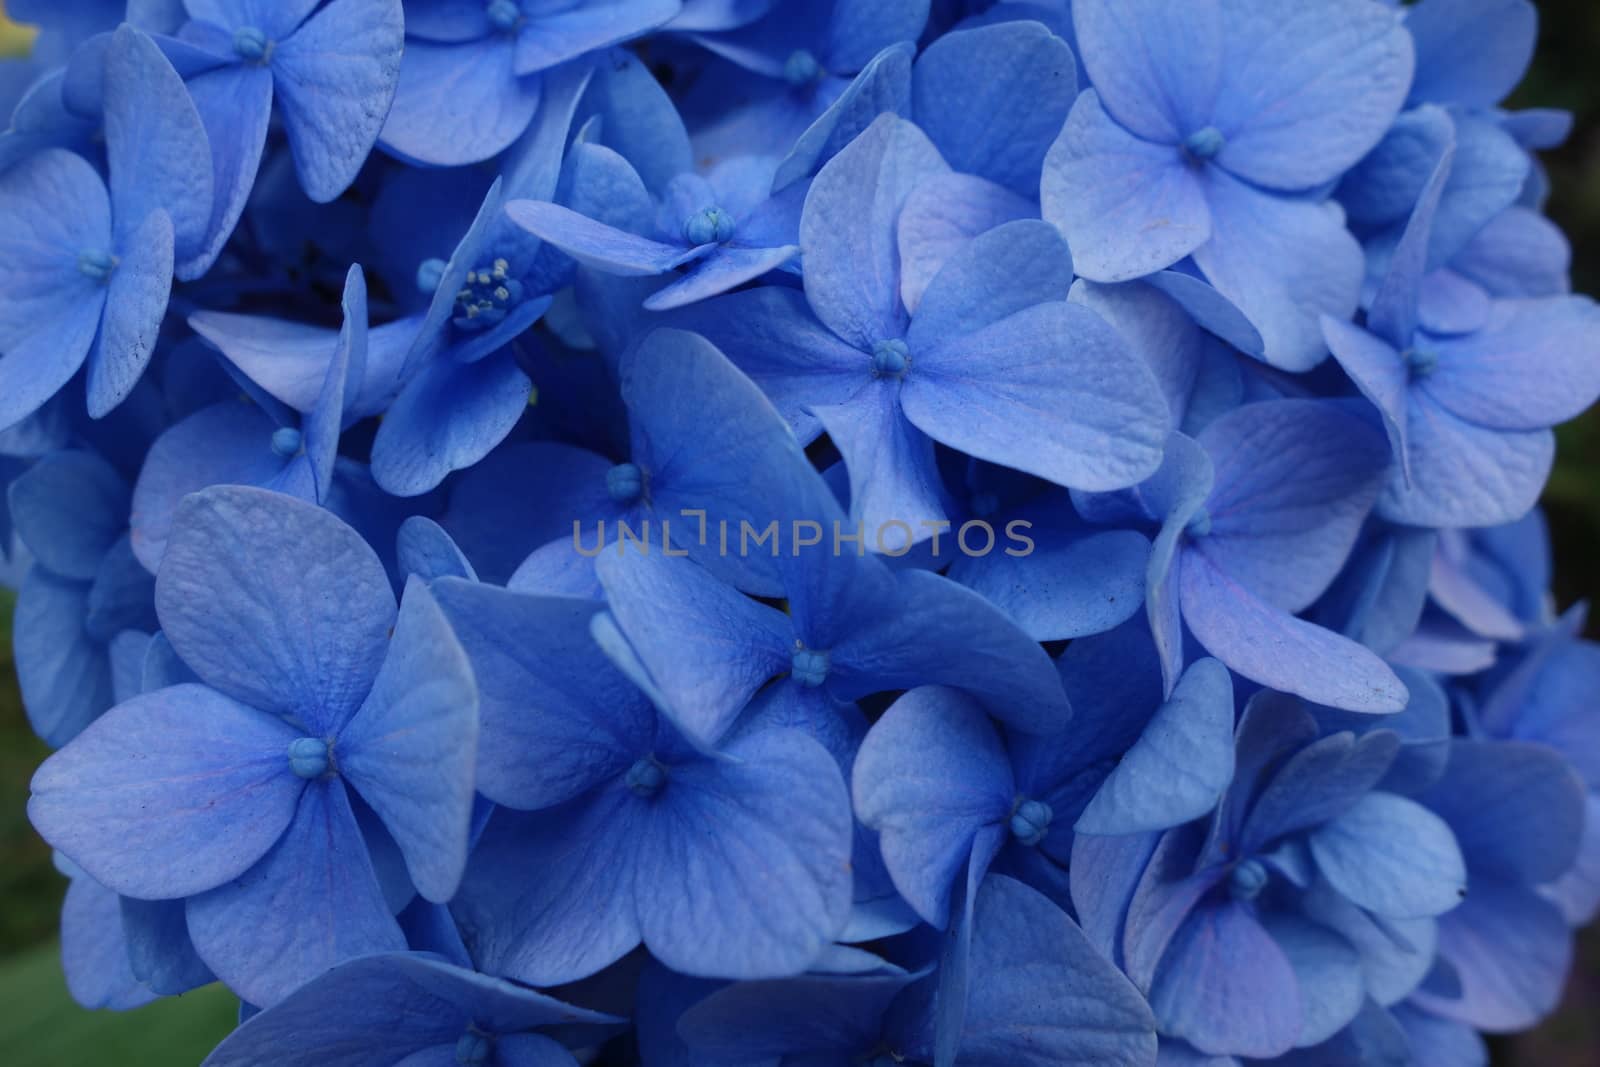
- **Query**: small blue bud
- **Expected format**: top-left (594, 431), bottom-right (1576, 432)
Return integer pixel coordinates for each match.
top-left (791, 646), bottom-right (830, 687)
top-left (232, 26), bottom-right (272, 63)
top-left (271, 427), bottom-right (303, 458)
top-left (784, 49), bottom-right (821, 87)
top-left (627, 756), bottom-right (667, 798)
top-left (872, 339), bottom-right (910, 378)
top-left (1403, 347), bottom-right (1438, 380)
top-left (607, 462), bottom-right (645, 504)
top-left (486, 0), bottom-right (522, 33)
top-left (1009, 798), bottom-right (1053, 846)
top-left (77, 249), bottom-right (117, 283)
top-left (682, 207), bottom-right (737, 246)
top-left (288, 737), bottom-right (331, 780)
top-left (1183, 126), bottom-right (1226, 162)
top-left (1230, 858), bottom-right (1269, 900)
top-left (1186, 507), bottom-right (1212, 538)
top-left (455, 1030), bottom-right (493, 1065)
top-left (417, 257), bottom-right (448, 295)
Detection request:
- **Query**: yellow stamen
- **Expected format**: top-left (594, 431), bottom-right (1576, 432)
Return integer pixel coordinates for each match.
top-left (0, 4), bottom-right (40, 60)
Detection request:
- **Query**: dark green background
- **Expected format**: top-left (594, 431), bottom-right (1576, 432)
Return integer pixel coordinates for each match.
top-left (3, 3), bottom-right (1600, 1064)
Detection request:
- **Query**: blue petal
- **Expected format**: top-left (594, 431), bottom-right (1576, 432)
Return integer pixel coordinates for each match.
top-left (1423, 296), bottom-right (1600, 432)
top-left (379, 35), bottom-right (538, 167)
top-left (1259, 915), bottom-right (1364, 1049)
top-left (429, 581), bottom-right (653, 810)
top-left (339, 579), bottom-right (478, 904)
top-left (370, 349), bottom-right (533, 497)
top-left (8, 450), bottom-right (129, 581)
top-left (120, 896), bottom-right (214, 995)
top-left (800, 113), bottom-right (947, 350)
top-left (28, 683), bottom-right (303, 899)
top-left (13, 570), bottom-right (116, 746)
top-left (1076, 657), bottom-right (1235, 835)
top-left (1209, 0), bottom-right (1414, 191)
top-left (1368, 124), bottom-right (1456, 349)
top-left (956, 874), bottom-right (1158, 1067)
top-left (1148, 901), bottom-right (1301, 1059)
top-left (270, 0), bottom-right (404, 202)
top-left (773, 42), bottom-right (914, 192)
top-left (1423, 112), bottom-right (1530, 267)
top-left (90, 208), bottom-right (174, 419)
top-left (0, 150), bottom-right (110, 426)
top-left (1179, 550), bottom-right (1408, 713)
top-left (1241, 730), bottom-right (1401, 851)
top-left (666, 286), bottom-right (865, 444)
top-left (906, 299), bottom-right (1169, 493)
top-left (154, 486), bottom-right (396, 732)
top-left (1193, 399), bottom-right (1390, 613)
top-left (833, 568), bottom-right (1073, 734)
top-left (184, 0), bottom-right (320, 39)
top-left (637, 729), bottom-right (854, 978)
top-left (203, 952), bottom-right (616, 1065)
top-left (1071, 0), bottom-right (1222, 145)
top-left (812, 382), bottom-right (946, 538)
top-left (512, 0), bottom-right (681, 76)
top-left (1321, 317), bottom-right (1412, 482)
top-left (1191, 169), bottom-right (1363, 372)
top-left (596, 551), bottom-right (792, 750)
top-left (1376, 389), bottom-right (1554, 528)
top-left (896, 173), bottom-right (1034, 315)
top-left (1070, 280), bottom-right (1210, 427)
top-left (60, 875), bottom-right (154, 1011)
top-left (948, 510), bottom-right (1148, 641)
top-left (506, 199), bottom-right (704, 275)
top-left (1418, 738), bottom-right (1585, 885)
top-left (127, 402), bottom-right (292, 572)
top-left (906, 219), bottom-right (1073, 348)
top-left (1310, 792), bottom-right (1467, 919)
top-left (911, 19), bottom-right (1077, 196)
top-left (395, 516), bottom-right (477, 583)
top-left (852, 686), bottom-right (1013, 927)
top-left (1416, 879), bottom-right (1571, 1031)
top-left (680, 970), bottom-right (922, 1062)
top-left (644, 243), bottom-right (801, 311)
top-left (1406, 0), bottom-right (1537, 109)
top-left (580, 49), bottom-right (691, 196)
top-left (1041, 90), bottom-right (1209, 283)
top-left (450, 793), bottom-right (646, 986)
top-left (185, 779), bottom-right (404, 1007)
top-left (825, 0), bottom-right (930, 74)
top-left (102, 25), bottom-right (213, 271)
top-left (182, 63), bottom-right (273, 278)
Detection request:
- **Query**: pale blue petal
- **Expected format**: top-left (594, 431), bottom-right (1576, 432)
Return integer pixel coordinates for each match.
top-left (339, 579), bottom-right (478, 903)
top-left (28, 683), bottom-right (303, 899)
top-left (1041, 91), bottom-right (1209, 283)
top-left (186, 779), bottom-right (405, 1007)
top-left (799, 113), bottom-right (947, 349)
top-left (911, 20), bottom-right (1077, 195)
top-left (154, 486), bottom-right (396, 732)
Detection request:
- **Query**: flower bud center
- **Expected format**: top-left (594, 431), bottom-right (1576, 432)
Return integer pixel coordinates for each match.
top-left (288, 737), bottom-right (332, 780)
top-left (606, 462), bottom-right (645, 505)
top-left (1183, 126), bottom-right (1226, 162)
top-left (232, 26), bottom-right (273, 64)
top-left (871, 339), bottom-right (910, 379)
top-left (627, 756), bottom-right (668, 798)
top-left (791, 646), bottom-right (831, 688)
top-left (1009, 798), bottom-right (1053, 846)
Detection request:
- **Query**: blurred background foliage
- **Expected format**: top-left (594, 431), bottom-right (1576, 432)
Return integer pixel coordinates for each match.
top-left (1, 1), bottom-right (1598, 1065)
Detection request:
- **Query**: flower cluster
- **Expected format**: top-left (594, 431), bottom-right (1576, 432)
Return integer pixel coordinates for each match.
top-left (3, 1), bottom-right (1599, 1065)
